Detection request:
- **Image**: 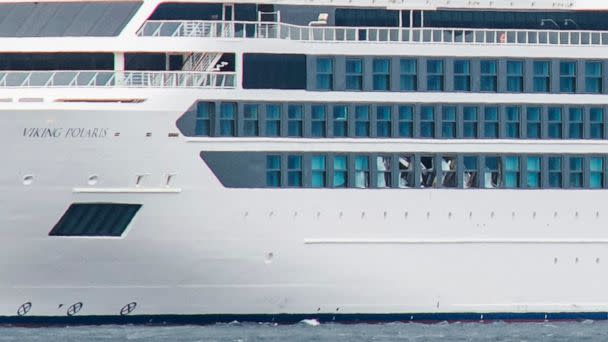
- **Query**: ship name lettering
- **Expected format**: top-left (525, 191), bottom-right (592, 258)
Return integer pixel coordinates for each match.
top-left (22, 127), bottom-right (108, 138)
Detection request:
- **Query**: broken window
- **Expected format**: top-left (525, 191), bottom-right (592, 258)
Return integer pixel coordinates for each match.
top-left (504, 156), bottom-right (520, 188)
top-left (463, 156), bottom-right (478, 188)
top-left (376, 156), bottom-right (392, 188)
top-left (420, 156), bottom-right (436, 187)
top-left (441, 156), bottom-right (457, 187)
top-left (484, 156), bottom-right (501, 188)
top-left (333, 155), bottom-right (348, 188)
top-left (355, 155), bottom-right (370, 188)
top-left (398, 155), bottom-right (414, 188)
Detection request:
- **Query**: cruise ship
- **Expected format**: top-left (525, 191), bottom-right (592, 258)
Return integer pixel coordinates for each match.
top-left (3, 0), bottom-right (608, 324)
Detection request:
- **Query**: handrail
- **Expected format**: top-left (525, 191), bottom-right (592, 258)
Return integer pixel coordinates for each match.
top-left (0, 70), bottom-right (236, 88)
top-left (137, 20), bottom-right (608, 46)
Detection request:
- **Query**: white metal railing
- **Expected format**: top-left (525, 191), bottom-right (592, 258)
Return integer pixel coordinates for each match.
top-left (137, 20), bottom-right (608, 46)
top-left (0, 70), bottom-right (236, 88)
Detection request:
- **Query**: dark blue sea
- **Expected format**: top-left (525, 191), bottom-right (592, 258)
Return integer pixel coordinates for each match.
top-left (1, 320), bottom-right (606, 341)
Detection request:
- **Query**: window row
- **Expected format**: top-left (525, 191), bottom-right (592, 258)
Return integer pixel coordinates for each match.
top-left (191, 102), bottom-right (608, 140)
top-left (265, 153), bottom-right (608, 189)
top-left (314, 57), bottom-right (606, 94)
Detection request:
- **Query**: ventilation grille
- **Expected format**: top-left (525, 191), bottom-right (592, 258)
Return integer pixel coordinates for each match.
top-left (49, 203), bottom-right (142, 237)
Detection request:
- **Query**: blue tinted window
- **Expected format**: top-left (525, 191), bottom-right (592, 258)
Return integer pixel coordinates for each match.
top-left (355, 105), bottom-right (370, 137)
top-left (266, 155), bottom-right (281, 187)
top-left (484, 156), bottom-right (501, 188)
top-left (346, 58), bottom-right (363, 90)
top-left (453, 60), bottom-right (470, 91)
top-left (568, 107), bottom-right (583, 139)
top-left (505, 106), bottom-right (520, 138)
top-left (265, 104), bottom-right (281, 137)
top-left (504, 156), bottom-right (520, 188)
top-left (316, 57), bottom-right (333, 90)
top-left (590, 107), bottom-right (604, 139)
top-left (463, 156), bottom-right (478, 188)
top-left (287, 105), bottom-right (303, 137)
top-left (560, 61), bottom-right (576, 93)
top-left (426, 60), bottom-right (444, 91)
top-left (463, 106), bottom-right (477, 138)
top-left (569, 156), bottom-right (583, 188)
top-left (533, 61), bottom-right (550, 92)
top-left (398, 106), bottom-right (413, 137)
top-left (483, 106), bottom-right (499, 138)
top-left (548, 107), bottom-right (562, 139)
top-left (585, 61), bottom-right (602, 93)
top-left (376, 106), bottom-right (392, 137)
top-left (311, 156), bottom-right (326, 187)
top-left (480, 60), bottom-right (497, 92)
top-left (376, 156), bottom-right (392, 188)
top-left (420, 106), bottom-right (435, 138)
top-left (526, 107), bottom-right (541, 139)
top-left (590, 157), bottom-right (604, 189)
top-left (354, 156), bottom-right (370, 188)
top-left (311, 105), bottom-right (326, 137)
top-left (333, 105), bottom-right (349, 137)
top-left (287, 155), bottom-right (302, 187)
top-left (400, 59), bottom-right (417, 91)
top-left (548, 156), bottom-right (562, 188)
top-left (243, 104), bottom-right (259, 136)
top-left (506, 60), bottom-right (523, 92)
top-left (526, 156), bottom-right (541, 188)
top-left (441, 106), bottom-right (456, 138)
top-left (373, 58), bottom-right (390, 91)
top-left (333, 155), bottom-right (348, 187)
top-left (219, 102), bottom-right (236, 136)
top-left (195, 102), bottom-right (213, 136)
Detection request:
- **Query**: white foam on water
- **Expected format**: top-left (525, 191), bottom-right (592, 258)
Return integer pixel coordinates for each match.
top-left (300, 319), bottom-right (321, 326)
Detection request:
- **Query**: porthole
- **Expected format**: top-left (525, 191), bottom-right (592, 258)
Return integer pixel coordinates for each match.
top-left (22, 175), bottom-right (34, 185)
top-left (87, 175), bottom-right (98, 186)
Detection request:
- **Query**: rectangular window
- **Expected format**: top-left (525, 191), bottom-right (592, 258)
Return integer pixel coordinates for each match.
top-left (568, 107), bottom-right (583, 139)
top-left (426, 60), bottom-right (444, 91)
top-left (585, 61), bottom-right (602, 93)
top-left (506, 60), bottom-right (524, 92)
top-left (373, 58), bottom-right (390, 91)
top-left (590, 157), bottom-right (604, 189)
top-left (400, 59), bottom-right (417, 91)
top-left (243, 104), bottom-right (259, 136)
top-left (420, 106), bottom-right (435, 138)
top-left (398, 106), bottom-right (413, 137)
top-left (265, 104), bottom-right (281, 137)
top-left (266, 155), bottom-right (281, 187)
top-left (398, 155), bottom-right (414, 188)
top-left (483, 156), bottom-right (501, 188)
top-left (376, 106), bottom-right (392, 137)
top-left (441, 106), bottom-right (456, 138)
top-left (420, 156), bottom-right (436, 187)
top-left (483, 106), bottom-right (499, 138)
top-left (560, 61), bottom-right (576, 93)
top-left (195, 102), bottom-right (213, 136)
top-left (355, 155), bottom-right (370, 188)
top-left (346, 58), bottom-right (363, 90)
top-left (287, 155), bottom-right (302, 187)
top-left (311, 155), bottom-right (326, 188)
top-left (376, 156), bottom-right (392, 188)
top-left (504, 156), bottom-right (520, 188)
top-left (354, 105), bottom-right (370, 137)
top-left (316, 57), bottom-right (333, 90)
top-left (333, 155), bottom-right (348, 187)
top-left (526, 156), bottom-right (541, 188)
top-left (526, 107), bottom-right (541, 139)
top-left (463, 156), bottom-right (478, 188)
top-left (463, 106), bottom-right (478, 138)
top-left (219, 102), bottom-right (236, 136)
top-left (505, 106), bottom-right (520, 138)
top-left (441, 156), bottom-right (457, 188)
top-left (533, 61), bottom-right (550, 92)
top-left (569, 156), bottom-right (583, 188)
top-left (480, 60), bottom-right (497, 92)
top-left (311, 105), bottom-right (326, 137)
top-left (548, 156), bottom-right (562, 188)
top-left (453, 60), bottom-right (470, 91)
top-left (333, 105), bottom-right (349, 137)
top-left (287, 105), bottom-right (303, 137)
top-left (590, 107), bottom-right (604, 139)
top-left (548, 107), bottom-right (563, 139)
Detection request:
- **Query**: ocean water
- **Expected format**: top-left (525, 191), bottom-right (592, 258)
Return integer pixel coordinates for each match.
top-left (1, 320), bottom-right (606, 342)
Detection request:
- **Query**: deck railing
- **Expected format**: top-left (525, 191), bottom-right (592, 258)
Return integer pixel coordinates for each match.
top-left (137, 20), bottom-right (608, 46)
top-left (0, 70), bottom-right (236, 88)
